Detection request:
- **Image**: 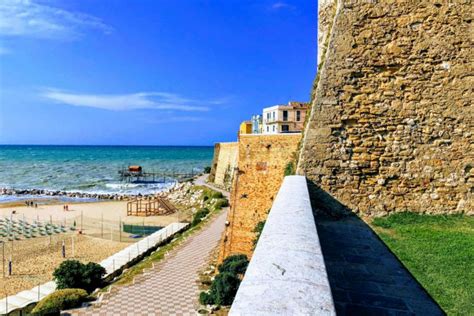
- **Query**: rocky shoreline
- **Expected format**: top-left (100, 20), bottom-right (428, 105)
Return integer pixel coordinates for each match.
top-left (0, 178), bottom-right (198, 202)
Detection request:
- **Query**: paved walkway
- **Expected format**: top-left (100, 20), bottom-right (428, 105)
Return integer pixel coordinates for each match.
top-left (316, 214), bottom-right (445, 316)
top-left (66, 176), bottom-right (228, 316)
top-left (195, 174), bottom-right (229, 198)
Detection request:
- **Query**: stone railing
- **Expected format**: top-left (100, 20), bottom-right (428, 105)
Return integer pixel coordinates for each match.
top-left (229, 175), bottom-right (336, 315)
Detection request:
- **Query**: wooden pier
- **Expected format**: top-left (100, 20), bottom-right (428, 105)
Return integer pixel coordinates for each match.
top-left (118, 165), bottom-right (198, 183)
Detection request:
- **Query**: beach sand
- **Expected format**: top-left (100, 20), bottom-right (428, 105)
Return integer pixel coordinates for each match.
top-left (0, 200), bottom-right (182, 226)
top-left (0, 200), bottom-right (186, 299)
top-left (0, 181), bottom-right (205, 298)
top-left (0, 233), bottom-right (127, 299)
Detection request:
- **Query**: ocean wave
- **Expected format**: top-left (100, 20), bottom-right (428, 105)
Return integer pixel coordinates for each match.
top-left (105, 183), bottom-right (142, 189)
top-left (0, 145), bottom-right (212, 199)
top-left (60, 180), bottom-right (178, 196)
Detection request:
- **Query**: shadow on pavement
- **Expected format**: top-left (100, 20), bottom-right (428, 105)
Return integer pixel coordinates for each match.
top-left (307, 181), bottom-right (445, 316)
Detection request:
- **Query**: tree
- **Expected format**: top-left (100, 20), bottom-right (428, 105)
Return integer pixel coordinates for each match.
top-left (53, 260), bottom-right (106, 294)
top-left (53, 260), bottom-right (84, 290)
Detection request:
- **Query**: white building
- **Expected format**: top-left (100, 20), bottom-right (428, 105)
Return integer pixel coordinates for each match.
top-left (262, 102), bottom-right (309, 134)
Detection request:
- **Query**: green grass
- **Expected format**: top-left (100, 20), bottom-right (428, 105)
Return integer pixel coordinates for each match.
top-left (371, 213), bottom-right (474, 315)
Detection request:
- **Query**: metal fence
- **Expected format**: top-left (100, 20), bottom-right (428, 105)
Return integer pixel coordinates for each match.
top-left (0, 213), bottom-right (172, 245)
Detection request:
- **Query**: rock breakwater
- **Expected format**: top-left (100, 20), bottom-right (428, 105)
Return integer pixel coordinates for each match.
top-left (0, 178), bottom-right (201, 202)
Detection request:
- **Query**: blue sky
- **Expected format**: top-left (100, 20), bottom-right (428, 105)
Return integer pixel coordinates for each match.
top-left (0, 0), bottom-right (317, 145)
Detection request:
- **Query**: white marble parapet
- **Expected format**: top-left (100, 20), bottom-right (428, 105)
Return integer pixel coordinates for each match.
top-left (230, 176), bottom-right (336, 316)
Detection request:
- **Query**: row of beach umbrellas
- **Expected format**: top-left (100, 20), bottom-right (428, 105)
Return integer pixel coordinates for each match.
top-left (0, 217), bottom-right (75, 240)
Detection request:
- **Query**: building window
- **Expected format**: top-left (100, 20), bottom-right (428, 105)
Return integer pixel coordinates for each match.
top-left (267, 126), bottom-right (269, 132)
top-left (267, 112), bottom-right (270, 120)
top-left (282, 125), bottom-right (289, 133)
top-left (273, 125), bottom-right (275, 132)
top-left (272, 112), bottom-right (275, 120)
top-left (296, 110), bottom-right (301, 121)
top-left (283, 110), bottom-right (288, 121)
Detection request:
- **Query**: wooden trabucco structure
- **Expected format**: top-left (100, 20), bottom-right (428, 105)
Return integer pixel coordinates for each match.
top-left (119, 165), bottom-right (197, 183)
top-left (127, 197), bottom-right (177, 217)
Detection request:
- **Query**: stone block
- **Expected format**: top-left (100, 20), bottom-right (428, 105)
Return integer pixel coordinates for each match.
top-left (298, 0), bottom-right (472, 216)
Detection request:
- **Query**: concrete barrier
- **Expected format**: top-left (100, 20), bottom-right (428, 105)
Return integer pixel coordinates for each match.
top-left (230, 176), bottom-right (336, 315)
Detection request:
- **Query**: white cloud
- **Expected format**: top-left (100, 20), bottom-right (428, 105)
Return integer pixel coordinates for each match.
top-left (0, 0), bottom-right (112, 40)
top-left (270, 2), bottom-right (295, 11)
top-left (40, 88), bottom-right (211, 112)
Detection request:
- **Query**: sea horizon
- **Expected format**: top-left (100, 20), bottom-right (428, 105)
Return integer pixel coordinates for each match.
top-left (0, 144), bottom-right (214, 147)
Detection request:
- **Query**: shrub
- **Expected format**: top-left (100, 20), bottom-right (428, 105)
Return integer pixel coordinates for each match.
top-left (53, 260), bottom-right (84, 290)
top-left (284, 161), bottom-right (295, 176)
top-left (82, 262), bottom-right (107, 293)
top-left (214, 198), bottom-right (229, 210)
top-left (199, 254), bottom-right (249, 306)
top-left (253, 220), bottom-right (266, 247)
top-left (31, 288), bottom-right (88, 315)
top-left (53, 260), bottom-right (106, 293)
top-left (218, 254), bottom-right (249, 275)
top-left (202, 190), bottom-right (223, 201)
top-left (211, 191), bottom-right (223, 199)
top-left (192, 208), bottom-right (210, 226)
top-left (199, 291), bottom-right (214, 305)
top-left (209, 272), bottom-right (242, 306)
top-left (204, 166), bottom-right (212, 173)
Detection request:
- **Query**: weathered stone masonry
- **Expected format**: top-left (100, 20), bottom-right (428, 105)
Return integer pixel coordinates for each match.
top-left (298, 0), bottom-right (473, 216)
top-left (208, 142), bottom-right (238, 191)
top-left (220, 134), bottom-right (301, 259)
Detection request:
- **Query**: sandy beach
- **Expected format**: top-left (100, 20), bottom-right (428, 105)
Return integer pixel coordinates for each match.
top-left (0, 181), bottom-right (205, 298)
top-left (0, 200), bottom-right (182, 299)
top-left (0, 233), bottom-right (127, 299)
top-left (0, 200), bottom-right (182, 227)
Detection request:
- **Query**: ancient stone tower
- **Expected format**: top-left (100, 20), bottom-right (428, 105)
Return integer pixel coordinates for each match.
top-left (298, 0), bottom-right (473, 216)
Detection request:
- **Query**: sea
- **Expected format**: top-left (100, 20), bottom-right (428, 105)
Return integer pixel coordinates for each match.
top-left (0, 145), bottom-right (214, 202)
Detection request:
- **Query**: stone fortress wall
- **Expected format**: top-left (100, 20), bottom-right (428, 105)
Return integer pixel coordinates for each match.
top-left (298, 0), bottom-right (473, 216)
top-left (208, 142), bottom-right (239, 191)
top-left (219, 134), bottom-right (301, 259)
